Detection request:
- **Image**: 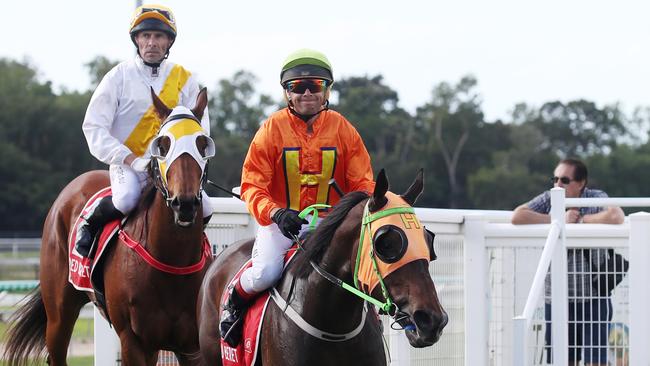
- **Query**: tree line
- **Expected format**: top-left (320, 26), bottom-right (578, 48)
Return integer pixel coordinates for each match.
top-left (1, 56), bottom-right (649, 234)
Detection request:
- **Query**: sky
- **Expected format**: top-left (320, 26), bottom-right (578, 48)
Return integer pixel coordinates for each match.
top-left (3, 0), bottom-right (648, 121)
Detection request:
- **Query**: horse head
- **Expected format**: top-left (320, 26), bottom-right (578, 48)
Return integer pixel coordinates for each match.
top-left (360, 169), bottom-right (448, 347)
top-left (149, 87), bottom-right (214, 227)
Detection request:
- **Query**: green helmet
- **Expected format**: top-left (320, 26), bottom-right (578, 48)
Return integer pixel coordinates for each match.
top-left (280, 49), bottom-right (333, 86)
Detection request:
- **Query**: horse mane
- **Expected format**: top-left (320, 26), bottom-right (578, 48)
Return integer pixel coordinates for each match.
top-left (293, 191), bottom-right (369, 278)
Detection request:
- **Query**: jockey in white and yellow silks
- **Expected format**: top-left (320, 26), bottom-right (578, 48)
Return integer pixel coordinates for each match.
top-left (219, 49), bottom-right (375, 347)
top-left (76, 4), bottom-right (212, 258)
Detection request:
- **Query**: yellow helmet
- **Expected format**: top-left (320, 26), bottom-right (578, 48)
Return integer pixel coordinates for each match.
top-left (129, 4), bottom-right (177, 41)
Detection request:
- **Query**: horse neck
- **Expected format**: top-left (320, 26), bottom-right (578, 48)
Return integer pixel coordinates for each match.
top-left (291, 231), bottom-right (365, 330)
top-left (139, 191), bottom-right (204, 265)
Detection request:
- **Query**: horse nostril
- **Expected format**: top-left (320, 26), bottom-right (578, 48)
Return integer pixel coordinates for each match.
top-left (413, 310), bottom-right (434, 332)
top-left (193, 195), bottom-right (200, 207)
top-left (413, 309), bottom-right (447, 334)
top-left (170, 196), bottom-right (181, 210)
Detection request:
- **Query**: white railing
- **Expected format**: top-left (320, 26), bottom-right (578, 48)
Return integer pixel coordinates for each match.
top-left (83, 195), bottom-right (649, 366)
top-left (7, 196), bottom-right (648, 365)
top-left (508, 188), bottom-right (650, 366)
top-left (95, 198), bottom-right (477, 366)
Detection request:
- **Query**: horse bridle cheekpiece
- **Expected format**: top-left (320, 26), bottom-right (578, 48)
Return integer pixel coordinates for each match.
top-left (355, 192), bottom-right (431, 313)
top-left (148, 106), bottom-right (215, 204)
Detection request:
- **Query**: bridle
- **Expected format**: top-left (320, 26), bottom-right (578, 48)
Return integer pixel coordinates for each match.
top-left (149, 113), bottom-right (211, 207)
top-left (281, 200), bottom-right (429, 339)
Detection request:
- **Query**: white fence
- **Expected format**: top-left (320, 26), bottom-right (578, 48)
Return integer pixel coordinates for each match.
top-left (84, 196), bottom-right (648, 365)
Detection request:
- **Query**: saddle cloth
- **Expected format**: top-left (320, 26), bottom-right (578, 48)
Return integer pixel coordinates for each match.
top-left (220, 247), bottom-right (298, 366)
top-left (68, 187), bottom-right (122, 292)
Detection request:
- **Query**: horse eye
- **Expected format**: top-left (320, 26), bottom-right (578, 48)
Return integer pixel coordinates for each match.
top-left (424, 227), bottom-right (437, 261)
top-left (196, 136), bottom-right (207, 157)
top-left (196, 135), bottom-right (215, 159)
top-left (373, 225), bottom-right (407, 264)
top-left (156, 136), bottom-right (171, 158)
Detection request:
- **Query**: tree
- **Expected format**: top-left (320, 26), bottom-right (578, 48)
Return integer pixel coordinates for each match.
top-left (416, 76), bottom-right (484, 208)
top-left (528, 100), bottom-right (627, 158)
top-left (467, 123), bottom-right (553, 209)
top-left (210, 70), bottom-right (275, 139)
top-left (332, 75), bottom-right (420, 195)
top-left (206, 71), bottom-right (276, 196)
top-left (85, 56), bottom-right (119, 89)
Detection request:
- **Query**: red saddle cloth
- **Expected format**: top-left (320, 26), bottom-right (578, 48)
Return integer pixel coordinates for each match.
top-left (68, 187), bottom-right (121, 292)
top-left (220, 247), bottom-right (298, 366)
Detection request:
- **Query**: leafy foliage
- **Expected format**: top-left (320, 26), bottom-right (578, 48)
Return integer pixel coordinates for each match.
top-left (1, 57), bottom-right (649, 233)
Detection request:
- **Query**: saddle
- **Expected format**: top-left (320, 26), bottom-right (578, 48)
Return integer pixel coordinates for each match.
top-left (68, 187), bottom-right (121, 323)
top-left (219, 247), bottom-right (299, 366)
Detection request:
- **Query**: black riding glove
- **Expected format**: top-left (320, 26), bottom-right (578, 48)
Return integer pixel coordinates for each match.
top-left (272, 208), bottom-right (307, 239)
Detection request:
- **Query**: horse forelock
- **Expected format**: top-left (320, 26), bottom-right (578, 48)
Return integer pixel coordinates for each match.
top-left (293, 191), bottom-right (369, 278)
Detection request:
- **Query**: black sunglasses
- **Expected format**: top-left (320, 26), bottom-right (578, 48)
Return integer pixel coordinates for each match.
top-left (551, 176), bottom-right (573, 184)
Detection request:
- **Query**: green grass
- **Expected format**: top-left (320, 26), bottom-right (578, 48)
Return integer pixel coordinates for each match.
top-left (1, 318), bottom-right (94, 365)
top-left (0, 252), bottom-right (40, 281)
top-left (69, 356), bottom-right (94, 366)
top-left (0, 356), bottom-right (93, 366)
top-left (0, 251), bottom-right (40, 259)
top-left (1, 315), bottom-right (93, 342)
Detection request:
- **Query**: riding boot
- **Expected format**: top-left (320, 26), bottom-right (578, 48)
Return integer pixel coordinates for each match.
top-left (75, 196), bottom-right (124, 258)
top-left (220, 282), bottom-right (254, 347)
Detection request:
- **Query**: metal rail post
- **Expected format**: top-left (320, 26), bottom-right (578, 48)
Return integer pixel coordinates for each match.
top-left (628, 212), bottom-right (650, 366)
top-left (550, 188), bottom-right (568, 366)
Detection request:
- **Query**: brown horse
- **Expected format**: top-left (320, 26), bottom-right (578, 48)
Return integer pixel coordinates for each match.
top-left (197, 169), bottom-right (448, 365)
top-left (3, 89), bottom-right (213, 366)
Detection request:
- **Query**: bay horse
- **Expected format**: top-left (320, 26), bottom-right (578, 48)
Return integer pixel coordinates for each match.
top-left (197, 169), bottom-right (448, 365)
top-left (3, 88), bottom-right (214, 366)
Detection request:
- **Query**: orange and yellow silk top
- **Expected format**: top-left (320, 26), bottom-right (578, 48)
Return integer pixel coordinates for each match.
top-left (241, 108), bottom-right (375, 226)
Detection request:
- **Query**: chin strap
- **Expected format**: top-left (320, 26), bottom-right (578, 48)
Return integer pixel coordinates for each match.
top-left (143, 60), bottom-right (161, 68)
top-left (287, 100), bottom-right (329, 122)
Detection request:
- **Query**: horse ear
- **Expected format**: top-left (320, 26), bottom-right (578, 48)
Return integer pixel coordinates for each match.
top-left (191, 87), bottom-right (208, 121)
top-left (368, 169), bottom-right (389, 212)
top-left (402, 168), bottom-right (424, 206)
top-left (150, 87), bottom-right (172, 121)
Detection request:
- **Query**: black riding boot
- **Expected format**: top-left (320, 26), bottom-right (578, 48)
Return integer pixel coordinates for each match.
top-left (220, 284), bottom-right (251, 347)
top-left (75, 196), bottom-right (124, 258)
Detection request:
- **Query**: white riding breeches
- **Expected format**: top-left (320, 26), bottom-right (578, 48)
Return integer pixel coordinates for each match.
top-left (240, 218), bottom-right (319, 295)
top-left (109, 164), bottom-right (213, 217)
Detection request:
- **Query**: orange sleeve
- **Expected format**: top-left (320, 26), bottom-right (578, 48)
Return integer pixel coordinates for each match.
top-left (341, 119), bottom-right (375, 194)
top-left (240, 122), bottom-right (279, 226)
